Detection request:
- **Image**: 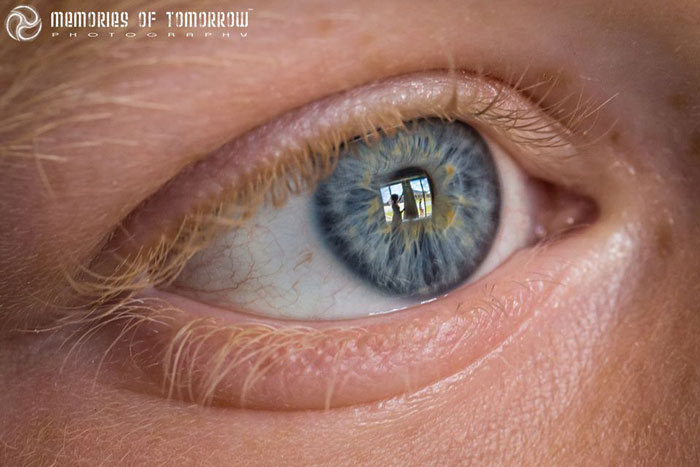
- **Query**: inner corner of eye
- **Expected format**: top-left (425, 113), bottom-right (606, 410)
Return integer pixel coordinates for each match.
top-left (169, 118), bottom-right (591, 321)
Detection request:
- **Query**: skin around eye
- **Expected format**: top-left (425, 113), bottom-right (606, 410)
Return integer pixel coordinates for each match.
top-left (171, 119), bottom-right (543, 320)
top-left (3, 1), bottom-right (699, 464)
top-left (81, 72), bottom-right (604, 411)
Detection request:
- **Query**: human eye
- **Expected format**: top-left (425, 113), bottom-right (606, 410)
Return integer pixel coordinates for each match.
top-left (67, 70), bottom-right (606, 411)
top-left (169, 115), bottom-right (567, 321)
top-left (174, 117), bottom-right (513, 320)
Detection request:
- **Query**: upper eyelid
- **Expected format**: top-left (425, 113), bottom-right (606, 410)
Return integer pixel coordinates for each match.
top-left (115, 70), bottom-right (595, 245)
top-left (76, 69), bottom-right (613, 306)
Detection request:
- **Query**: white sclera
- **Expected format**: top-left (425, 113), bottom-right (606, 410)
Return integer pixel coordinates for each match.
top-left (173, 138), bottom-right (536, 321)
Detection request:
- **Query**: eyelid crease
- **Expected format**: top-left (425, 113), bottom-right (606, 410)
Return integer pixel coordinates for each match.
top-left (60, 68), bottom-right (608, 329)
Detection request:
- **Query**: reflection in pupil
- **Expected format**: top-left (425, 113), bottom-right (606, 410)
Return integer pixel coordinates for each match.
top-left (380, 169), bottom-right (433, 227)
top-left (379, 169), bottom-right (432, 228)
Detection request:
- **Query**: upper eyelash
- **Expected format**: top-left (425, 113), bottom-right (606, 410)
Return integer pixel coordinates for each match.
top-left (53, 68), bottom-right (612, 330)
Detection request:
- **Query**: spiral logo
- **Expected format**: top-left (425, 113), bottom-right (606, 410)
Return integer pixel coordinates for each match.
top-left (5, 5), bottom-right (41, 42)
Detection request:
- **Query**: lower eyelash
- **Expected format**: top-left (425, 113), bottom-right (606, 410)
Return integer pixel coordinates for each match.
top-left (71, 256), bottom-right (560, 411)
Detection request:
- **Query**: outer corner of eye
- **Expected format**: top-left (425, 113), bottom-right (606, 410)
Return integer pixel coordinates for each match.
top-left (166, 117), bottom-right (595, 322)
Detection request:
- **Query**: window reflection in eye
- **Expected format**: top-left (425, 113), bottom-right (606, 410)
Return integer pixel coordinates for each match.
top-left (379, 171), bottom-right (433, 224)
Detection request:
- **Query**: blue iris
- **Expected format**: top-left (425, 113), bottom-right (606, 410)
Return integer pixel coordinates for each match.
top-left (313, 119), bottom-right (500, 297)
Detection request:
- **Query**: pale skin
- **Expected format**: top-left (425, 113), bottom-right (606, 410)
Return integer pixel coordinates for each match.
top-left (1, 0), bottom-right (699, 465)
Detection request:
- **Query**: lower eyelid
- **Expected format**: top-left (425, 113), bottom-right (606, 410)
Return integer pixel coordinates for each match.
top-left (113, 172), bottom-right (597, 410)
top-left (110, 235), bottom-right (577, 411)
top-left (82, 158), bottom-right (600, 410)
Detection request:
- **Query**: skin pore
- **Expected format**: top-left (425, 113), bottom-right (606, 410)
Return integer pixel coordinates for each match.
top-left (1, 0), bottom-right (699, 465)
